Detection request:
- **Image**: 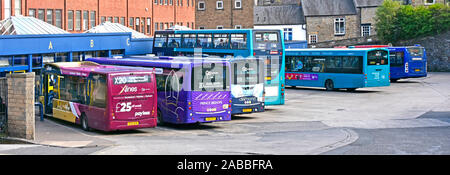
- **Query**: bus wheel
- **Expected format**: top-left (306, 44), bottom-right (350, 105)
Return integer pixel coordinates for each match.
top-left (325, 80), bottom-right (335, 91)
top-left (346, 88), bottom-right (357, 92)
top-left (157, 110), bottom-right (165, 126)
top-left (81, 114), bottom-right (91, 131)
top-left (391, 79), bottom-right (399, 83)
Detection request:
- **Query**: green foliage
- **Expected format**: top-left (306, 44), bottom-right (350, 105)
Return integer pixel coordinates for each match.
top-left (375, 0), bottom-right (450, 44)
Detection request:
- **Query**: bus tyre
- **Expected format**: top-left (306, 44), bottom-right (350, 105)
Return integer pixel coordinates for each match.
top-left (325, 80), bottom-right (335, 91)
top-left (157, 110), bottom-right (165, 126)
top-left (81, 114), bottom-right (91, 131)
top-left (391, 79), bottom-right (399, 83)
top-left (347, 88), bottom-right (357, 92)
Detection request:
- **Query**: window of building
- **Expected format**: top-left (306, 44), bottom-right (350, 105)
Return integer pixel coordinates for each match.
top-left (120, 17), bottom-right (125, 26)
top-left (147, 18), bottom-right (151, 34)
top-left (114, 17), bottom-right (119, 23)
top-left (198, 1), bottom-right (206, 10)
top-left (216, 1), bottom-right (224, 10)
top-left (90, 11), bottom-right (96, 29)
top-left (235, 25), bottom-right (242, 29)
top-left (309, 34), bottom-right (317, 44)
top-left (46, 9), bottom-right (53, 25)
top-left (284, 28), bottom-right (293, 41)
top-left (154, 0), bottom-right (158, 4)
top-left (28, 9), bottom-right (36, 18)
top-left (170, 0), bottom-right (173, 5)
top-left (165, 0), bottom-right (168, 5)
top-left (101, 16), bottom-right (106, 24)
top-left (334, 18), bottom-right (345, 35)
top-left (14, 0), bottom-right (21, 16)
top-left (75, 10), bottom-right (81, 31)
top-left (38, 9), bottom-right (45, 21)
top-left (55, 10), bottom-right (62, 28)
top-left (107, 17), bottom-right (112, 22)
top-left (199, 26), bottom-right (205, 29)
top-left (4, 0), bottom-right (11, 19)
top-left (361, 24), bottom-right (371, 37)
top-left (135, 17), bottom-right (140, 32)
top-left (160, 0), bottom-right (163, 5)
top-left (235, 0), bottom-right (242, 9)
top-left (155, 22), bottom-right (159, 31)
top-left (424, 0), bottom-right (435, 5)
top-left (129, 17), bottom-right (134, 28)
top-left (160, 22), bottom-right (164, 30)
top-left (83, 11), bottom-right (89, 30)
top-left (68, 10), bottom-right (74, 31)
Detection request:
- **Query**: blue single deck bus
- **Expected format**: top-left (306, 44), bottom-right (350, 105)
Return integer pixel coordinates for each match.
top-left (87, 57), bottom-right (232, 125)
top-left (285, 48), bottom-right (391, 91)
top-left (152, 29), bottom-right (285, 105)
top-left (388, 46), bottom-right (427, 82)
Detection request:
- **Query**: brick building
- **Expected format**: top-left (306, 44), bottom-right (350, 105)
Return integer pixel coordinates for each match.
top-left (195, 0), bottom-right (253, 29)
top-left (0, 0), bottom-right (195, 36)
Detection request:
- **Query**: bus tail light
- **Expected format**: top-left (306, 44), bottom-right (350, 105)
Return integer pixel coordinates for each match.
top-left (189, 106), bottom-right (192, 110)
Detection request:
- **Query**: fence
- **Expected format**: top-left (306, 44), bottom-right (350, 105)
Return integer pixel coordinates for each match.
top-left (0, 77), bottom-right (7, 133)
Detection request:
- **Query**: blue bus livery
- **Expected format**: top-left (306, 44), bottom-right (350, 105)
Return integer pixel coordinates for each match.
top-left (285, 48), bottom-right (391, 91)
top-left (388, 46), bottom-right (427, 82)
top-left (152, 29), bottom-right (285, 106)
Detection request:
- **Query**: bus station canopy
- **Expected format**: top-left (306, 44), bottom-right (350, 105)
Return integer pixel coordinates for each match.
top-left (0, 16), bottom-right (69, 35)
top-left (85, 22), bottom-right (149, 39)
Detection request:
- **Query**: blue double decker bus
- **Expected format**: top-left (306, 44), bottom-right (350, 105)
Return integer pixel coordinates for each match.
top-left (388, 45), bottom-right (427, 82)
top-left (285, 48), bottom-right (391, 91)
top-left (152, 29), bottom-right (285, 106)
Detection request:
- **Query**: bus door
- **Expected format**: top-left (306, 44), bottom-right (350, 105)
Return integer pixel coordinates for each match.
top-left (366, 50), bottom-right (390, 87)
top-left (44, 73), bottom-right (61, 114)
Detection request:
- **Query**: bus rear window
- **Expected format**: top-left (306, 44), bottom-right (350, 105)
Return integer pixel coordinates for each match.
top-left (408, 47), bottom-right (424, 57)
top-left (367, 50), bottom-right (389, 66)
top-left (232, 60), bottom-right (262, 85)
top-left (255, 32), bottom-right (279, 43)
top-left (192, 63), bottom-right (230, 92)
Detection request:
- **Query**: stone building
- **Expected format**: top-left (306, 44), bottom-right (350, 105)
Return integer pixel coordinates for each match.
top-left (398, 0), bottom-right (448, 6)
top-left (195, 0), bottom-right (254, 29)
top-left (254, 0), bottom-right (306, 41)
top-left (354, 0), bottom-right (384, 37)
top-left (302, 0), bottom-right (359, 44)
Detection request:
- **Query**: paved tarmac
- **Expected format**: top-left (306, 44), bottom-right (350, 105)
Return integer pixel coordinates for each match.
top-left (0, 72), bottom-right (449, 155)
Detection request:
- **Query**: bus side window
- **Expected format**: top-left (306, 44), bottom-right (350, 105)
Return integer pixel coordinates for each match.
top-left (91, 74), bottom-right (107, 108)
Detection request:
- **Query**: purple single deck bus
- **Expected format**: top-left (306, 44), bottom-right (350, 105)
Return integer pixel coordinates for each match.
top-left (43, 62), bottom-right (158, 131)
top-left (87, 57), bottom-right (232, 125)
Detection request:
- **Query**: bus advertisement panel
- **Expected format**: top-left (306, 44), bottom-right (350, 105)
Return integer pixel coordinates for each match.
top-left (43, 62), bottom-right (157, 131)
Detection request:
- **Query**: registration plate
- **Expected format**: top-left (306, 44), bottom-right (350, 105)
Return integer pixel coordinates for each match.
top-left (127, 121), bottom-right (139, 126)
top-left (243, 109), bottom-right (253, 113)
top-left (205, 117), bottom-right (217, 121)
top-left (415, 69), bottom-right (421, 72)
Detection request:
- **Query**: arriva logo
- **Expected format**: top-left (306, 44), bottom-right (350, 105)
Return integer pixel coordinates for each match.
top-left (119, 85), bottom-right (138, 94)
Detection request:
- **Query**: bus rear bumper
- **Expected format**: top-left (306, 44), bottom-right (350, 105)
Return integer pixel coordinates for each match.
top-left (108, 118), bottom-right (157, 131)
